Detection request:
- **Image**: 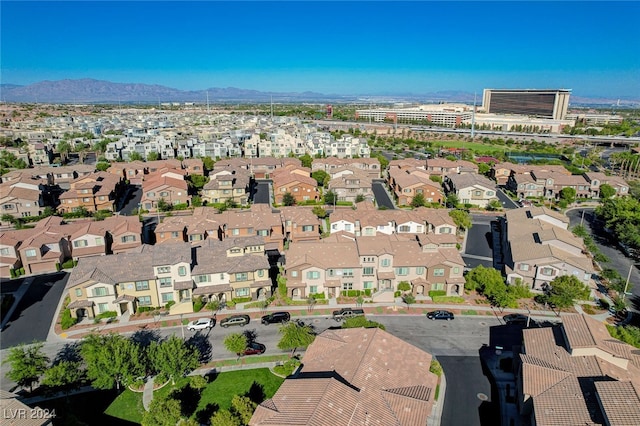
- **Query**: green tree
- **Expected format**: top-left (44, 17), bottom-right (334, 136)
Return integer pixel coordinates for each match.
top-left (96, 162), bottom-right (110, 172)
top-left (559, 187), bottom-right (577, 204)
top-left (147, 151), bottom-right (160, 161)
top-left (210, 410), bottom-right (241, 426)
top-left (446, 193), bottom-right (460, 208)
top-left (41, 361), bottom-right (84, 395)
top-left (191, 196), bottom-right (203, 207)
top-left (299, 154), bottom-right (313, 168)
top-left (189, 375), bottom-right (208, 392)
top-left (572, 224), bottom-right (588, 238)
top-left (201, 156), bottom-right (215, 171)
top-left (278, 321), bottom-right (316, 356)
top-left (312, 205), bottom-right (327, 218)
top-left (223, 333), bottom-right (248, 357)
top-left (402, 293), bottom-right (416, 311)
top-left (80, 333), bottom-right (144, 390)
top-left (599, 184), bottom-right (616, 199)
top-left (478, 163), bottom-right (491, 176)
top-left (397, 281), bottom-right (411, 293)
top-left (57, 141), bottom-right (72, 163)
top-left (449, 209), bottom-right (472, 231)
top-left (355, 194), bottom-right (366, 203)
top-left (148, 336), bottom-right (199, 385)
top-left (142, 396), bottom-right (182, 426)
top-left (3, 342), bottom-right (49, 393)
top-left (231, 395), bottom-right (257, 425)
top-left (129, 152), bottom-right (143, 161)
top-left (487, 200), bottom-right (502, 211)
top-left (282, 192), bottom-right (296, 206)
top-left (189, 174), bottom-right (209, 191)
top-left (410, 193), bottom-right (427, 208)
top-left (157, 197), bottom-right (172, 212)
top-left (311, 170), bottom-right (329, 187)
top-left (465, 265), bottom-right (504, 292)
top-left (545, 275), bottom-right (591, 309)
top-left (323, 190), bottom-right (336, 205)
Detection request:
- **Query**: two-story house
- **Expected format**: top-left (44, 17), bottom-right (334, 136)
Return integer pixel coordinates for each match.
top-left (444, 174), bottom-right (498, 208)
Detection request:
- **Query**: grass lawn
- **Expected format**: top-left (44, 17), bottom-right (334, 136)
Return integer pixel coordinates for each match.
top-left (105, 368), bottom-right (284, 424)
top-left (38, 390), bottom-right (139, 426)
top-left (429, 140), bottom-right (509, 154)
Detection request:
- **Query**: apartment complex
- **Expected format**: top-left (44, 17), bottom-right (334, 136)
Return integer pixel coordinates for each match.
top-left (355, 104), bottom-right (473, 127)
top-left (66, 237), bottom-right (271, 319)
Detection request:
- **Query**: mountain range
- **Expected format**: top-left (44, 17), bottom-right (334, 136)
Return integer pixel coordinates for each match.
top-left (0, 79), bottom-right (638, 106)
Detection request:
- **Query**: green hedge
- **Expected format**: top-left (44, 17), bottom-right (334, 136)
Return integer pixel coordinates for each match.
top-left (232, 297), bottom-right (252, 304)
top-left (95, 311), bottom-right (117, 320)
top-left (428, 290), bottom-right (447, 298)
top-left (61, 259), bottom-right (77, 269)
top-left (432, 296), bottom-right (465, 304)
top-left (309, 293), bottom-right (326, 300)
top-left (193, 296), bottom-right (205, 312)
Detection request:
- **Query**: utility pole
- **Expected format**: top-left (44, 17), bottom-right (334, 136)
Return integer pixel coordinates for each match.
top-left (580, 210), bottom-right (585, 227)
top-left (471, 92), bottom-right (477, 140)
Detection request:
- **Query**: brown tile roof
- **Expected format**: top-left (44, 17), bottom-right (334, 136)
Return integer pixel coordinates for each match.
top-left (595, 381), bottom-right (640, 426)
top-left (251, 328), bottom-right (437, 426)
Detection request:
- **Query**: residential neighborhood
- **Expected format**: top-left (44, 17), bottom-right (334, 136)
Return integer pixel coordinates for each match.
top-left (1, 103), bottom-right (639, 426)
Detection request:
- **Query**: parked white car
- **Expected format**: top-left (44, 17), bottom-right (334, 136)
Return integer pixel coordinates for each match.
top-left (186, 318), bottom-right (215, 331)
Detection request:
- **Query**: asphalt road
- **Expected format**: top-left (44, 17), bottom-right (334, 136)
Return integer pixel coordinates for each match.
top-left (371, 181), bottom-right (395, 209)
top-left (566, 208), bottom-right (640, 310)
top-left (465, 223), bottom-right (493, 259)
top-left (0, 272), bottom-right (68, 349)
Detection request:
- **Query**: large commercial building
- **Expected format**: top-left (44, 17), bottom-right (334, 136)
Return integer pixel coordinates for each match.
top-left (482, 89), bottom-right (571, 120)
top-left (355, 104), bottom-right (473, 127)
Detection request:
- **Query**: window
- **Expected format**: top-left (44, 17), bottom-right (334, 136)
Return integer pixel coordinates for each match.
top-left (0, 248), bottom-right (9, 256)
top-left (381, 258), bottom-right (390, 267)
top-left (433, 268), bottom-right (445, 277)
top-left (82, 198), bottom-right (90, 203)
top-left (95, 237), bottom-right (103, 245)
top-left (453, 267), bottom-right (460, 274)
top-left (171, 231), bottom-right (180, 238)
top-left (235, 272), bottom-right (248, 282)
top-left (121, 235), bottom-right (136, 243)
top-left (363, 267), bottom-right (374, 276)
top-left (302, 225), bottom-right (313, 232)
top-left (519, 263), bottom-right (530, 271)
top-left (160, 191), bottom-right (168, 197)
top-left (92, 287), bottom-right (108, 297)
top-left (98, 303), bottom-right (109, 313)
top-left (157, 266), bottom-right (170, 274)
top-left (147, 192), bottom-right (155, 197)
top-left (344, 224), bottom-right (352, 232)
top-left (257, 229), bottom-right (269, 236)
top-left (135, 281), bottom-right (149, 291)
top-left (25, 249), bottom-right (37, 258)
top-left (178, 266), bottom-right (187, 276)
top-left (138, 296), bottom-right (152, 306)
top-left (433, 283), bottom-right (445, 291)
top-left (291, 271), bottom-right (298, 277)
top-left (75, 288), bottom-right (82, 297)
top-left (99, 196), bottom-right (106, 201)
top-left (342, 283), bottom-right (353, 290)
top-left (189, 234), bottom-right (202, 241)
top-left (395, 267), bottom-right (409, 276)
top-left (474, 190), bottom-right (482, 196)
top-left (161, 292), bottom-right (174, 303)
top-left (306, 271), bottom-right (320, 280)
top-left (486, 191), bottom-right (494, 196)
top-left (342, 269), bottom-right (353, 277)
top-left (159, 277), bottom-right (172, 287)
top-left (73, 240), bottom-right (88, 248)
top-left (416, 267), bottom-right (425, 275)
top-left (232, 228), bottom-right (240, 235)
top-left (235, 287), bottom-right (249, 297)
top-left (541, 267), bottom-right (555, 276)
top-left (257, 270), bottom-right (264, 277)
top-left (364, 228), bottom-right (374, 236)
top-left (310, 285), bottom-right (318, 294)
top-left (363, 281), bottom-right (373, 289)
top-left (399, 225), bottom-right (410, 232)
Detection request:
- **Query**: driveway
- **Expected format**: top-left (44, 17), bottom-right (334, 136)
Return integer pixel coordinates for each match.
top-left (0, 272), bottom-right (68, 349)
top-left (118, 185), bottom-right (142, 215)
top-left (252, 180), bottom-right (271, 204)
top-left (465, 223), bottom-right (493, 259)
top-left (496, 189), bottom-right (518, 209)
top-left (371, 181), bottom-right (395, 209)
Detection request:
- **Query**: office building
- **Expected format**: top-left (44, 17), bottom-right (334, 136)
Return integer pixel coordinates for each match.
top-left (482, 89), bottom-right (571, 120)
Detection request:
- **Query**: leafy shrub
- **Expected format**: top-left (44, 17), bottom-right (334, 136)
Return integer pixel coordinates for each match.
top-left (341, 290), bottom-right (364, 298)
top-left (394, 291), bottom-right (401, 298)
top-left (165, 300), bottom-right (176, 310)
top-left (428, 290), bottom-right (447, 298)
top-left (60, 309), bottom-right (77, 329)
top-left (342, 316), bottom-right (386, 330)
top-left (61, 259), bottom-right (77, 269)
top-left (507, 283), bottom-right (532, 299)
top-left (193, 297), bottom-right (204, 312)
top-left (607, 325), bottom-right (640, 349)
top-left (364, 289), bottom-right (372, 297)
top-left (274, 358), bottom-right (301, 377)
top-left (599, 298), bottom-right (610, 310)
top-left (581, 304), bottom-right (596, 315)
top-left (232, 297), bottom-right (252, 304)
top-left (137, 306), bottom-right (156, 313)
top-left (95, 311), bottom-right (117, 320)
top-left (309, 293), bottom-right (326, 300)
top-left (429, 360), bottom-right (443, 377)
top-left (173, 203), bottom-right (189, 210)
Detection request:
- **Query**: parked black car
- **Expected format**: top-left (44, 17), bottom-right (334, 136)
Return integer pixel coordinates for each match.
top-left (261, 311), bottom-right (291, 325)
top-left (220, 314), bottom-right (251, 328)
top-left (426, 310), bottom-right (454, 321)
top-left (332, 308), bottom-right (365, 322)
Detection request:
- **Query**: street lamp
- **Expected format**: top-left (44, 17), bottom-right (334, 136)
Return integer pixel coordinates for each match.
top-left (180, 314), bottom-right (185, 339)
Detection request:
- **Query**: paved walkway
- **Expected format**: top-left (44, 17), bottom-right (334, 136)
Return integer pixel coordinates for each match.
top-left (142, 376), bottom-right (155, 411)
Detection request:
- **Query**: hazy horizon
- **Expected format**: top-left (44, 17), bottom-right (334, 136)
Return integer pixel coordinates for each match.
top-left (2, 1), bottom-right (639, 99)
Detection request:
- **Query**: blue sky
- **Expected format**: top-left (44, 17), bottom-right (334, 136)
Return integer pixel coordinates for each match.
top-left (1, 1), bottom-right (639, 98)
